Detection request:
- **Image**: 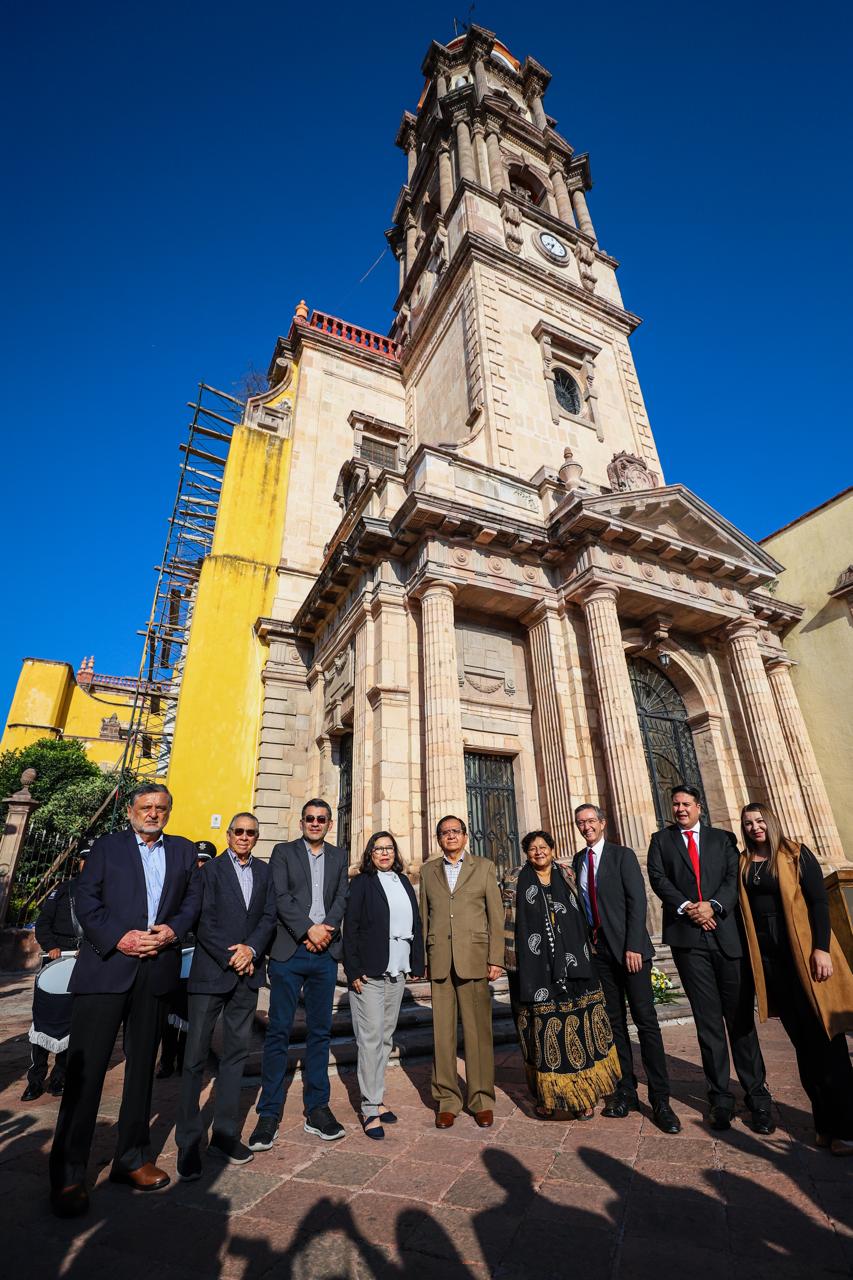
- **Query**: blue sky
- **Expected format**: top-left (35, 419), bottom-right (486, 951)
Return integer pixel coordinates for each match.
top-left (2, 1), bottom-right (850, 724)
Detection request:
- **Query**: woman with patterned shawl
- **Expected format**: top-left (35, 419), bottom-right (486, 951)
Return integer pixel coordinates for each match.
top-left (502, 830), bottom-right (621, 1118)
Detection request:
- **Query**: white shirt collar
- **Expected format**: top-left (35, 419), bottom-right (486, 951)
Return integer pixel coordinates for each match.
top-left (587, 836), bottom-right (606, 857)
top-left (680, 823), bottom-right (701, 838)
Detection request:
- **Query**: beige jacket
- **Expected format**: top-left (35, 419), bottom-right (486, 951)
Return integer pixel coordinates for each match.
top-left (420, 853), bottom-right (504, 980)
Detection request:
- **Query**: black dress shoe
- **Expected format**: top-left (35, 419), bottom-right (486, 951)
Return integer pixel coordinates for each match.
top-left (177, 1144), bottom-right (203, 1181)
top-left (709, 1106), bottom-right (733, 1131)
top-left (21, 1082), bottom-right (44, 1102)
top-left (50, 1184), bottom-right (89, 1218)
top-left (155, 1064), bottom-right (175, 1080)
top-left (652, 1102), bottom-right (682, 1134)
top-left (48, 1078), bottom-right (65, 1097)
top-left (749, 1109), bottom-right (776, 1136)
top-left (602, 1095), bottom-right (633, 1119)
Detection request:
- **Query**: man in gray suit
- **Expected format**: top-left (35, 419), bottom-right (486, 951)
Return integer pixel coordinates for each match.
top-left (248, 799), bottom-right (349, 1150)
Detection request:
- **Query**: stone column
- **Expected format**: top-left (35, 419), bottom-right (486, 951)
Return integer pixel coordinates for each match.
top-left (485, 128), bottom-right (507, 194)
top-left (405, 214), bottom-right (418, 270)
top-left (351, 611), bottom-right (374, 866)
top-left (549, 164), bottom-right (575, 225)
top-left (438, 142), bottom-right (453, 214)
top-left (570, 186), bottom-right (597, 243)
top-left (406, 141), bottom-right (417, 183)
top-left (472, 122), bottom-right (490, 189)
top-left (395, 247), bottom-right (405, 292)
top-left (527, 93), bottom-right (547, 130)
top-left (369, 590), bottom-right (411, 850)
top-left (419, 582), bottom-right (467, 839)
top-left (766, 657), bottom-right (844, 861)
top-left (455, 118), bottom-right (475, 183)
top-left (0, 769), bottom-right (39, 925)
top-left (726, 619), bottom-right (810, 842)
top-left (472, 57), bottom-right (488, 100)
top-left (526, 604), bottom-right (576, 854)
top-left (581, 585), bottom-right (657, 854)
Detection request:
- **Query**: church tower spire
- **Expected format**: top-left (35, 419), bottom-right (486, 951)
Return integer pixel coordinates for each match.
top-left (386, 27), bottom-right (653, 486)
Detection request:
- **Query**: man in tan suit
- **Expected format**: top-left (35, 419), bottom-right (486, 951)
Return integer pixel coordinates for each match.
top-left (420, 814), bottom-right (504, 1129)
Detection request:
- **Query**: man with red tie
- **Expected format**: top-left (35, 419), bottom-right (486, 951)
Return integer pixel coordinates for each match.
top-left (647, 784), bottom-right (773, 1133)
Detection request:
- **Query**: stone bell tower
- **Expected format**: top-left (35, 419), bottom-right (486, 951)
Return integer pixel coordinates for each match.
top-left (385, 25), bottom-right (661, 494)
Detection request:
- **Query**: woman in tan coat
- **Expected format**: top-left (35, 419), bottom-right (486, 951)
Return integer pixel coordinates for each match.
top-left (739, 803), bottom-right (853, 1155)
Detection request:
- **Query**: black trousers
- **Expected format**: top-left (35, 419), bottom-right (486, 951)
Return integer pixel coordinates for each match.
top-left (760, 937), bottom-right (853, 1140)
top-left (28, 1044), bottom-right (67, 1088)
top-left (592, 942), bottom-right (670, 1104)
top-left (673, 942), bottom-right (770, 1110)
top-left (49, 961), bottom-right (166, 1188)
top-left (176, 983), bottom-right (259, 1149)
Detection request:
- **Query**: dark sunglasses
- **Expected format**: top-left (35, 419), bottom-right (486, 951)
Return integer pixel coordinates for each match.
top-left (231, 827), bottom-right (259, 837)
top-left (304, 815), bottom-right (329, 824)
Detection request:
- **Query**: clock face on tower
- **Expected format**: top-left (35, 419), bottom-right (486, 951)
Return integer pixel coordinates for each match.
top-left (538, 231), bottom-right (568, 260)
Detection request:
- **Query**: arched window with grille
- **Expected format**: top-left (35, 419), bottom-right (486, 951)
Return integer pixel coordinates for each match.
top-left (628, 657), bottom-right (709, 828)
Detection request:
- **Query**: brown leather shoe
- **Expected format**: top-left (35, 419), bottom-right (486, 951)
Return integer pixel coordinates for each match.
top-left (474, 1110), bottom-right (494, 1128)
top-left (435, 1111), bottom-right (456, 1129)
top-left (109, 1162), bottom-right (171, 1191)
top-left (50, 1183), bottom-right (89, 1218)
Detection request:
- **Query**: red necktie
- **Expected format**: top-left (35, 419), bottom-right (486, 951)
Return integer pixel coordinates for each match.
top-left (685, 830), bottom-right (701, 898)
top-left (587, 850), bottom-right (601, 933)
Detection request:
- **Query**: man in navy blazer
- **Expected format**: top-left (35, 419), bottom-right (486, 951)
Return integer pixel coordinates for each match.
top-left (249, 798), bottom-right (349, 1150)
top-left (573, 804), bottom-right (679, 1134)
top-left (49, 784), bottom-right (201, 1217)
top-left (175, 812), bottom-right (276, 1179)
top-left (647, 784), bottom-right (773, 1133)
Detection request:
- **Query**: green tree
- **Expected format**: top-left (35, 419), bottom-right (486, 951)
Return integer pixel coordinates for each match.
top-left (0, 737), bottom-right (99, 813)
top-left (0, 737), bottom-right (138, 842)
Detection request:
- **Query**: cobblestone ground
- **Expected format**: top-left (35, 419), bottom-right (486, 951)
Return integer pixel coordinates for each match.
top-left (1, 972), bottom-right (851, 1279)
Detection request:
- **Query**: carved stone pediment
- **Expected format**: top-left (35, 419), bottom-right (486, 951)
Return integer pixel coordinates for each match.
top-left (557, 485), bottom-right (783, 586)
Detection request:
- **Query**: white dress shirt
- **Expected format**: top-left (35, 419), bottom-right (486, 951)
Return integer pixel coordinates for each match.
top-left (135, 833), bottom-right (165, 928)
top-left (577, 836), bottom-right (605, 927)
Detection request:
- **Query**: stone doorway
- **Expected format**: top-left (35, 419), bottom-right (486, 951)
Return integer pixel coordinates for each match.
top-left (628, 657), bottom-right (709, 829)
top-left (464, 751), bottom-right (521, 876)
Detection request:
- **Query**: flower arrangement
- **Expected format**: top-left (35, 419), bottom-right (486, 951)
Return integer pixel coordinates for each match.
top-left (650, 966), bottom-right (678, 1004)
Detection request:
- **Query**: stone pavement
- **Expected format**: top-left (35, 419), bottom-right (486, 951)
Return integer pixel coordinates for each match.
top-left (1, 971), bottom-right (851, 1279)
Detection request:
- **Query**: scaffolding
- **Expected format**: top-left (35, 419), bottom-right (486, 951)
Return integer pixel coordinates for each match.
top-left (114, 383), bottom-right (245, 809)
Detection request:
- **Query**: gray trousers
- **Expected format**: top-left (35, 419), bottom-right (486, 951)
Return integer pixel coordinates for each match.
top-left (176, 983), bottom-right (258, 1149)
top-left (349, 975), bottom-right (406, 1117)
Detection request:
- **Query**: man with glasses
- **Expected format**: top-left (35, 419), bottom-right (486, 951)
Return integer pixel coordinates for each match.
top-left (175, 813), bottom-right (276, 1179)
top-left (420, 815), bottom-right (504, 1129)
top-left (249, 799), bottom-right (349, 1149)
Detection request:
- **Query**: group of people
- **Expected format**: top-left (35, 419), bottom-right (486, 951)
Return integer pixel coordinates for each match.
top-left (36, 781), bottom-right (853, 1219)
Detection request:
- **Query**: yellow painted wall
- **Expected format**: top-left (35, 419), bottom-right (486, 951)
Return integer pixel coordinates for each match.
top-left (166, 377), bottom-right (296, 841)
top-left (1, 658), bottom-right (133, 768)
top-left (762, 491), bottom-right (853, 858)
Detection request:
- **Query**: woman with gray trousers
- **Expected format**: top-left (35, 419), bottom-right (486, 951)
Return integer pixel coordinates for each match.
top-left (343, 832), bottom-right (424, 1140)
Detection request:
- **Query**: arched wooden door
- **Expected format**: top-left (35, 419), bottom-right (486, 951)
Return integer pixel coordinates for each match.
top-left (628, 657), bottom-right (709, 828)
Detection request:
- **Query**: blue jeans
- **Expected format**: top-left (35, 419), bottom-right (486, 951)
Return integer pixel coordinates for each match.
top-left (257, 946), bottom-right (337, 1119)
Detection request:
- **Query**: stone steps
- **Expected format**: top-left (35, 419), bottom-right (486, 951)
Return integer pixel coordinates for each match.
top-left (219, 938), bottom-right (691, 1077)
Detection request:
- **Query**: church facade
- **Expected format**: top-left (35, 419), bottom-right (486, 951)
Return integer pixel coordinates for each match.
top-left (163, 28), bottom-right (844, 881)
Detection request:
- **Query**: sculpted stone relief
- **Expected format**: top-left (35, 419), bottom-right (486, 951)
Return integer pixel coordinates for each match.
top-left (606, 451), bottom-right (660, 493)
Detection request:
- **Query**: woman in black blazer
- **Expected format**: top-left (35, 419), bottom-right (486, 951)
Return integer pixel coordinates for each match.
top-left (343, 832), bottom-right (424, 1140)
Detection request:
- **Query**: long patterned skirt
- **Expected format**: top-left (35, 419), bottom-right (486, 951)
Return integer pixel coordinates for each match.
top-left (515, 978), bottom-right (621, 1113)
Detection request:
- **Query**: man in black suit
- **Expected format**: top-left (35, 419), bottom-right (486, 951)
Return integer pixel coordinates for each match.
top-left (248, 798), bottom-right (349, 1151)
top-left (647, 784), bottom-right (773, 1133)
top-left (175, 812), bottom-right (276, 1179)
top-left (573, 804), bottom-right (680, 1134)
top-left (49, 784), bottom-right (201, 1216)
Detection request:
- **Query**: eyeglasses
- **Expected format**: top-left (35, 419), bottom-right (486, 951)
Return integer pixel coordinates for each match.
top-left (231, 828), bottom-right (259, 837)
top-left (439, 828), bottom-right (464, 837)
top-left (304, 815), bottom-right (330, 825)
top-left (373, 846), bottom-right (396, 854)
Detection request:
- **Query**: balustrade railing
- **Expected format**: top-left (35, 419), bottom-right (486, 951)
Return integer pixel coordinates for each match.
top-left (298, 310), bottom-right (401, 361)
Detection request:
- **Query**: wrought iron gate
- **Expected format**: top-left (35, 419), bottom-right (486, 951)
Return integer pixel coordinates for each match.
top-left (336, 734), bottom-right (353, 857)
top-left (628, 657), bottom-right (709, 828)
top-left (464, 751), bottom-right (520, 876)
